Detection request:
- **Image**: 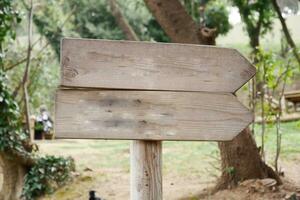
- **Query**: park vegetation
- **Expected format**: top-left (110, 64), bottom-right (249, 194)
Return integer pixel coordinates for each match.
top-left (0, 0), bottom-right (300, 199)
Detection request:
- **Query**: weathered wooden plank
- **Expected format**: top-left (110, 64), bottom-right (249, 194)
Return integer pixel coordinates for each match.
top-left (130, 141), bottom-right (162, 200)
top-left (55, 89), bottom-right (253, 141)
top-left (61, 38), bottom-right (255, 93)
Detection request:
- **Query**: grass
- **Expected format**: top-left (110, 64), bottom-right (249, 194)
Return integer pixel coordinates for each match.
top-left (254, 121), bottom-right (300, 161)
top-left (38, 121), bottom-right (300, 175)
top-left (37, 121), bottom-right (300, 199)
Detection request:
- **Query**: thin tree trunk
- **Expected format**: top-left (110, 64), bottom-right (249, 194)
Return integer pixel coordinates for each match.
top-left (22, 0), bottom-right (33, 140)
top-left (250, 77), bottom-right (257, 134)
top-left (274, 62), bottom-right (290, 172)
top-left (272, 0), bottom-right (300, 67)
top-left (260, 63), bottom-right (267, 160)
top-left (0, 44), bottom-right (3, 70)
top-left (109, 0), bottom-right (139, 41)
top-left (144, 0), bottom-right (281, 190)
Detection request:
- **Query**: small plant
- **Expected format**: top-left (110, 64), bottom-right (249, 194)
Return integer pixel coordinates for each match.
top-left (0, 70), bottom-right (30, 156)
top-left (225, 166), bottom-right (235, 176)
top-left (22, 156), bottom-right (75, 200)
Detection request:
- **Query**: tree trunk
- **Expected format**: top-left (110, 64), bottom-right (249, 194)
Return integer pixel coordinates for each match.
top-left (216, 128), bottom-right (281, 190)
top-left (0, 153), bottom-right (26, 200)
top-left (144, 0), bottom-right (281, 190)
top-left (143, 0), bottom-right (216, 45)
top-left (22, 0), bottom-right (34, 141)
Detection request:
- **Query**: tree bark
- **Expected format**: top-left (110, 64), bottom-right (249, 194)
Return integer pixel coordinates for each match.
top-left (144, 0), bottom-right (281, 190)
top-left (0, 153), bottom-right (26, 200)
top-left (143, 0), bottom-right (216, 45)
top-left (215, 128), bottom-right (282, 190)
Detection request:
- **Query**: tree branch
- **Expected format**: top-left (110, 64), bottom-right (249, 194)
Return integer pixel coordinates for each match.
top-left (5, 5), bottom-right (76, 72)
top-left (4, 36), bottom-right (44, 71)
top-left (144, 0), bottom-right (201, 44)
top-left (272, 0), bottom-right (300, 67)
top-left (22, 0), bottom-right (34, 140)
top-left (109, 0), bottom-right (139, 41)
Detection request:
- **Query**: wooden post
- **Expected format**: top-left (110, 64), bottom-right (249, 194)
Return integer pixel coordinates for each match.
top-left (130, 140), bottom-right (162, 200)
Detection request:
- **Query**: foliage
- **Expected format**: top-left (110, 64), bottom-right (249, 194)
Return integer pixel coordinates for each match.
top-left (183, 0), bottom-right (231, 35)
top-left (144, 19), bottom-right (170, 42)
top-left (225, 166), bottom-right (236, 175)
top-left (254, 46), bottom-right (295, 119)
top-left (22, 155), bottom-right (75, 200)
top-left (5, 45), bottom-right (60, 113)
top-left (0, 0), bottom-right (21, 71)
top-left (0, 0), bottom-right (21, 44)
top-left (117, 0), bottom-right (170, 42)
top-left (203, 1), bottom-right (232, 35)
top-left (33, 0), bottom-right (171, 55)
top-left (2, 1), bottom-right (60, 113)
top-left (254, 45), bottom-right (296, 161)
top-left (255, 47), bottom-right (294, 94)
top-left (0, 69), bottom-right (29, 154)
top-left (1, 3), bottom-right (74, 197)
top-left (232, 0), bottom-right (275, 48)
top-left (33, 0), bottom-right (76, 57)
top-left (68, 0), bottom-right (124, 40)
top-left (1, 68), bottom-right (75, 199)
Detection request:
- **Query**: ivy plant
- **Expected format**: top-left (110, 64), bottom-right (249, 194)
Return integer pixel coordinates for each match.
top-left (0, 2), bottom-right (75, 199)
top-left (22, 155), bottom-right (75, 200)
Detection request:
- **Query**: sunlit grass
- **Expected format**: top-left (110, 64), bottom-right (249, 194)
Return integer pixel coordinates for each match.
top-left (37, 121), bottom-right (300, 177)
top-left (254, 121), bottom-right (300, 161)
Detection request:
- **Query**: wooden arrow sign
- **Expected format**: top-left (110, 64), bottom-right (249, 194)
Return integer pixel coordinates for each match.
top-left (55, 38), bottom-right (255, 141)
top-left (60, 38), bottom-right (255, 93)
top-left (56, 90), bottom-right (252, 141)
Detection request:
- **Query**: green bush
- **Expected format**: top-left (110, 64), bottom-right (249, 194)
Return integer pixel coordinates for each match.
top-left (1, 69), bottom-right (75, 200)
top-left (22, 156), bottom-right (75, 200)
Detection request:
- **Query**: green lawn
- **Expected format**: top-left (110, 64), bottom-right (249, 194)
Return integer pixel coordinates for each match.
top-left (254, 121), bottom-right (300, 161)
top-left (38, 121), bottom-right (300, 175)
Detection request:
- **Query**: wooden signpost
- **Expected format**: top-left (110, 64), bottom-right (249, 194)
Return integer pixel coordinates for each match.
top-left (55, 38), bottom-right (255, 200)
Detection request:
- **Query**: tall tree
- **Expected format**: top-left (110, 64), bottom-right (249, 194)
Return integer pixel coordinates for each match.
top-left (143, 0), bottom-right (281, 190)
top-left (233, 0), bottom-right (274, 52)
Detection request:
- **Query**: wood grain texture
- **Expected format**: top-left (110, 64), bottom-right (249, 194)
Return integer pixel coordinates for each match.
top-left (130, 140), bottom-right (162, 200)
top-left (55, 89), bottom-right (253, 141)
top-left (61, 38), bottom-right (256, 93)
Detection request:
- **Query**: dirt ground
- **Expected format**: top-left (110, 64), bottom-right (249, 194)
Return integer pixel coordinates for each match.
top-left (41, 169), bottom-right (214, 200)
top-left (189, 178), bottom-right (300, 200)
top-left (37, 138), bottom-right (300, 200)
top-left (40, 162), bottom-right (300, 200)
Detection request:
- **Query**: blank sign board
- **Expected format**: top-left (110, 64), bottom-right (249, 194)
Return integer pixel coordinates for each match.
top-left (60, 39), bottom-right (255, 93)
top-left (56, 90), bottom-right (252, 141)
top-left (55, 38), bottom-right (255, 141)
